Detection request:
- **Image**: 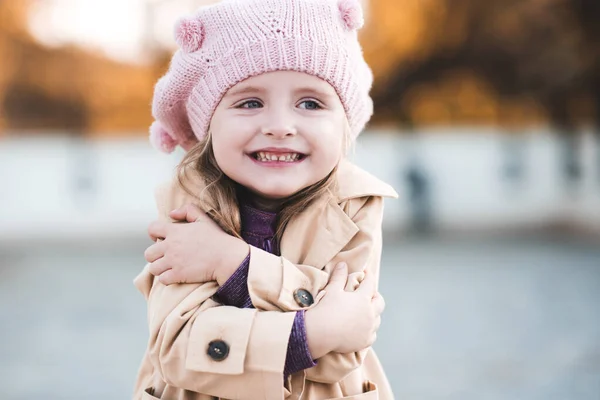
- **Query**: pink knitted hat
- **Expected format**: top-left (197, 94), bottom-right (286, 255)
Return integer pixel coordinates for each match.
top-left (150, 0), bottom-right (374, 154)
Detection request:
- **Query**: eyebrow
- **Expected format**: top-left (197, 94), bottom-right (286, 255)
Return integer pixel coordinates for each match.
top-left (293, 86), bottom-right (337, 99)
top-left (225, 86), bottom-right (264, 98)
top-left (224, 84), bottom-right (336, 100)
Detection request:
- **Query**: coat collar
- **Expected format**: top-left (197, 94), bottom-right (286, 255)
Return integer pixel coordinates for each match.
top-left (334, 158), bottom-right (398, 202)
top-left (280, 160), bottom-right (398, 267)
top-left (279, 193), bottom-right (359, 267)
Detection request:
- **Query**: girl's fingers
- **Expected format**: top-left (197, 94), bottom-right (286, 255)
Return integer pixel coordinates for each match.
top-left (148, 257), bottom-right (170, 277)
top-left (372, 292), bottom-right (386, 315)
top-left (326, 262), bottom-right (349, 291)
top-left (357, 270), bottom-right (377, 297)
top-left (169, 207), bottom-right (186, 220)
top-left (158, 269), bottom-right (177, 286)
top-left (144, 241), bottom-right (166, 263)
top-left (170, 204), bottom-right (206, 223)
top-left (148, 221), bottom-right (167, 241)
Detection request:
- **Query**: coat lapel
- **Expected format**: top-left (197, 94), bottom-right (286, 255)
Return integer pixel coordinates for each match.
top-left (278, 161), bottom-right (397, 269)
top-left (279, 194), bottom-right (359, 269)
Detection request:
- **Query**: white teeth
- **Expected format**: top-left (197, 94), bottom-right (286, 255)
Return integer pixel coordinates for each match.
top-left (254, 152), bottom-right (301, 162)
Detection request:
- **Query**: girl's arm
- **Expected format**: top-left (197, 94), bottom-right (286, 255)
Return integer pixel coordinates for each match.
top-left (141, 183), bottom-right (318, 381)
top-left (134, 258), bottom-right (373, 399)
top-left (211, 254), bottom-right (318, 379)
top-left (135, 271), bottom-right (296, 399)
top-left (135, 185), bottom-right (296, 399)
top-left (244, 195), bottom-right (387, 383)
top-left (147, 179), bottom-right (386, 384)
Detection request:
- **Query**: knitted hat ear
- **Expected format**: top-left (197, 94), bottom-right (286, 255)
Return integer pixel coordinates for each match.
top-left (338, 0), bottom-right (364, 31)
top-left (174, 16), bottom-right (205, 53)
top-left (149, 121), bottom-right (179, 154)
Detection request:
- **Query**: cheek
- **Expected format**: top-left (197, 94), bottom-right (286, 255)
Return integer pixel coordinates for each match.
top-left (211, 136), bottom-right (226, 163)
top-left (212, 123), bottom-right (245, 155)
top-left (211, 116), bottom-right (252, 152)
top-left (211, 134), bottom-right (238, 175)
top-left (323, 143), bottom-right (343, 171)
top-left (315, 122), bottom-right (345, 159)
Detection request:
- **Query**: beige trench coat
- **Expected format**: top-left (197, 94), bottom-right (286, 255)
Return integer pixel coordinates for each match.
top-left (133, 159), bottom-right (398, 400)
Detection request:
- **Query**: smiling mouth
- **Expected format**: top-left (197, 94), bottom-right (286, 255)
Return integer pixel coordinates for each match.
top-left (251, 151), bottom-right (306, 163)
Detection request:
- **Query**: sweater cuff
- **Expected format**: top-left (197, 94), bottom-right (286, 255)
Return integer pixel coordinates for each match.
top-left (284, 310), bottom-right (317, 379)
top-left (213, 254), bottom-right (252, 308)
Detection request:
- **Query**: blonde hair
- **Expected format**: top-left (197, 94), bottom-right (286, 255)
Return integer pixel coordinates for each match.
top-left (176, 130), bottom-right (347, 241)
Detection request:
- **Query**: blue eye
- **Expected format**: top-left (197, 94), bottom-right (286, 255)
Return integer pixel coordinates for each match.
top-left (239, 100), bottom-right (263, 109)
top-left (299, 100), bottom-right (322, 110)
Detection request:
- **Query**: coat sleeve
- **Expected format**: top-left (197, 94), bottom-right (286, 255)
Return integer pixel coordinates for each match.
top-left (247, 196), bottom-right (386, 384)
top-left (134, 180), bottom-right (296, 399)
top-left (142, 276), bottom-right (296, 399)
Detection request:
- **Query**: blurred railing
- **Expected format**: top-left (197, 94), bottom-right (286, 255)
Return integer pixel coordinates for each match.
top-left (1, 128), bottom-right (599, 243)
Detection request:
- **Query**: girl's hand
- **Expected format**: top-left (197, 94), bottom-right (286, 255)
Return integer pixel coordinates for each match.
top-left (144, 204), bottom-right (249, 285)
top-left (304, 262), bottom-right (385, 358)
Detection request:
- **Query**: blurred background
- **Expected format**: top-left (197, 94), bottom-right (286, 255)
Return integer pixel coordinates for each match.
top-left (0, 0), bottom-right (599, 399)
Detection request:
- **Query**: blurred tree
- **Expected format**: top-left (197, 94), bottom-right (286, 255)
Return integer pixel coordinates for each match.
top-left (0, 0), bottom-right (32, 133)
top-left (0, 0), bottom-right (160, 135)
top-left (366, 0), bottom-right (599, 186)
top-left (368, 0), bottom-right (595, 126)
top-left (2, 0), bottom-right (597, 142)
top-left (3, 81), bottom-right (88, 131)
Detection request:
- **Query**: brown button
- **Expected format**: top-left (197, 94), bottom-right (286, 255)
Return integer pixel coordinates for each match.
top-left (293, 289), bottom-right (314, 307)
top-left (207, 340), bottom-right (229, 361)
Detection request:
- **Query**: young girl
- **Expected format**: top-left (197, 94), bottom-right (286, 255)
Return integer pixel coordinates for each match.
top-left (133, 0), bottom-right (397, 399)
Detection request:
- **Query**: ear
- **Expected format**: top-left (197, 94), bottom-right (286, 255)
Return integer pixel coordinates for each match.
top-left (338, 0), bottom-right (364, 31)
top-left (174, 16), bottom-right (205, 53)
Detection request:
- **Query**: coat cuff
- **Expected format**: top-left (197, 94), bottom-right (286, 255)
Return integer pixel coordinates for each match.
top-left (247, 246), bottom-right (329, 311)
top-left (186, 307), bottom-right (296, 378)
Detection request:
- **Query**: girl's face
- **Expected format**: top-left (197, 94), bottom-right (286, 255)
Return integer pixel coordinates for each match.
top-left (210, 71), bottom-right (347, 202)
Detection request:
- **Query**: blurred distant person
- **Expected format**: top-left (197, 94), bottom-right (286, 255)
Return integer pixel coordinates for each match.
top-left (132, 0), bottom-right (398, 399)
top-left (405, 159), bottom-right (432, 234)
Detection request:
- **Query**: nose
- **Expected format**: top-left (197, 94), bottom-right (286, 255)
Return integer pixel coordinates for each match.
top-left (260, 111), bottom-right (297, 139)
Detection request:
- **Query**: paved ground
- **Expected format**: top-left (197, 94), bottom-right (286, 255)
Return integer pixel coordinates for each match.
top-left (0, 233), bottom-right (599, 400)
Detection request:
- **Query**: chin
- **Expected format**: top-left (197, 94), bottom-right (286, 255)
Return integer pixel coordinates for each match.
top-left (251, 184), bottom-right (304, 200)
top-left (256, 189), bottom-right (298, 200)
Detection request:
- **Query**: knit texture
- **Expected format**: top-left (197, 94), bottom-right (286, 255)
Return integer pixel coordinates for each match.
top-left (150, 0), bottom-right (374, 153)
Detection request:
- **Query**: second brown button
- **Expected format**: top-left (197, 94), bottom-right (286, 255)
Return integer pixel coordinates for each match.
top-left (293, 288), bottom-right (314, 307)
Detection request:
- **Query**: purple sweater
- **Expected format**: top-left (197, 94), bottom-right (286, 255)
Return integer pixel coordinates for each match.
top-left (213, 203), bottom-right (317, 378)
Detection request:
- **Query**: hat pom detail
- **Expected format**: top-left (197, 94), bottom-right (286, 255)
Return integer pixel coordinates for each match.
top-left (338, 0), bottom-right (364, 31)
top-left (174, 17), bottom-right (205, 53)
top-left (150, 121), bottom-right (178, 154)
